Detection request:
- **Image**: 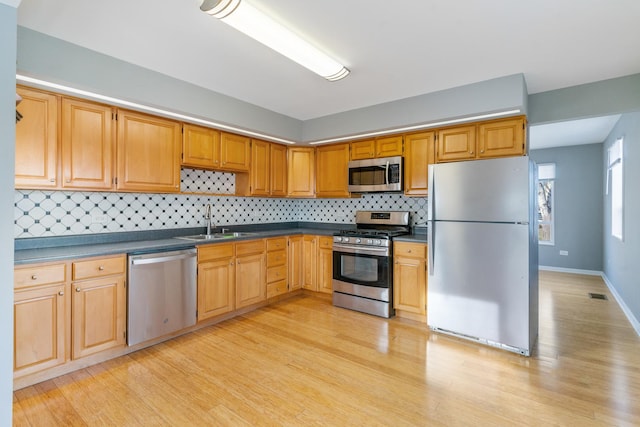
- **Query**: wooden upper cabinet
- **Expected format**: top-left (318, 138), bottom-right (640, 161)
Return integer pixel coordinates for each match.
top-left (477, 116), bottom-right (526, 158)
top-left (316, 143), bottom-right (350, 198)
top-left (350, 136), bottom-right (403, 160)
top-left (287, 147), bottom-right (315, 197)
top-left (220, 132), bottom-right (250, 172)
top-left (182, 124), bottom-right (221, 169)
top-left (270, 143), bottom-right (288, 197)
top-left (15, 86), bottom-right (59, 189)
top-left (436, 124), bottom-right (477, 162)
top-left (375, 135), bottom-right (403, 157)
top-left (61, 98), bottom-right (115, 190)
top-left (249, 139), bottom-right (270, 196)
top-left (116, 109), bottom-right (181, 193)
top-left (350, 139), bottom-right (375, 160)
top-left (404, 131), bottom-right (435, 197)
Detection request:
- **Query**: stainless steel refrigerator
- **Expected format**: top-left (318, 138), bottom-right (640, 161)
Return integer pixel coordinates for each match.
top-left (427, 156), bottom-right (538, 356)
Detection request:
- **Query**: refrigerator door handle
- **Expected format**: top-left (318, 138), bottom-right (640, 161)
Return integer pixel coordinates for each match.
top-left (427, 165), bottom-right (434, 220)
top-left (427, 220), bottom-right (434, 275)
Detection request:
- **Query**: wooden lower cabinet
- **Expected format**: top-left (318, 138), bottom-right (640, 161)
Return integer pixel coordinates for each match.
top-left (317, 237), bottom-right (333, 294)
top-left (393, 242), bottom-right (427, 321)
top-left (235, 240), bottom-right (266, 308)
top-left (288, 235), bottom-right (303, 291)
top-left (14, 282), bottom-right (68, 377)
top-left (197, 244), bottom-right (235, 321)
top-left (266, 237), bottom-right (288, 298)
top-left (302, 235), bottom-right (318, 290)
top-left (302, 235), bottom-right (333, 293)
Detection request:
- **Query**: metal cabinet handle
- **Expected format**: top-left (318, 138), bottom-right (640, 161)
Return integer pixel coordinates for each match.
top-left (58, 291), bottom-right (64, 296)
top-left (31, 275), bottom-right (37, 280)
top-left (98, 265), bottom-right (105, 271)
top-left (76, 287), bottom-right (81, 292)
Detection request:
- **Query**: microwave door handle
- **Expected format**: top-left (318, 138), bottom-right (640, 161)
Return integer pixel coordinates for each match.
top-left (384, 160), bottom-right (389, 185)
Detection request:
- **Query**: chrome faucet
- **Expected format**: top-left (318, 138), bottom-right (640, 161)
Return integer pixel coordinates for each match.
top-left (204, 204), bottom-right (214, 235)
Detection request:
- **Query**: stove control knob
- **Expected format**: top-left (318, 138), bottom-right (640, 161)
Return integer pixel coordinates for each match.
top-left (366, 239), bottom-right (373, 245)
top-left (355, 238), bottom-right (361, 244)
top-left (343, 237), bottom-right (349, 243)
top-left (335, 236), bottom-right (342, 242)
top-left (373, 239), bottom-right (381, 245)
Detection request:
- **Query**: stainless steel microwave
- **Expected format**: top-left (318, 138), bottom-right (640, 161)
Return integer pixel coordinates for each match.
top-left (347, 156), bottom-right (403, 193)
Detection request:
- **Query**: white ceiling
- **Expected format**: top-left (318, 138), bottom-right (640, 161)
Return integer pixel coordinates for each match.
top-left (15, 0), bottom-right (640, 146)
top-left (529, 115), bottom-right (621, 150)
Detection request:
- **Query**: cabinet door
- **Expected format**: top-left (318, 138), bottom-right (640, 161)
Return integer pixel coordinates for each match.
top-left (236, 253), bottom-right (266, 308)
top-left (436, 125), bottom-right (477, 162)
top-left (270, 143), bottom-right (288, 197)
top-left (376, 135), bottom-right (403, 157)
top-left (477, 117), bottom-right (526, 159)
top-left (15, 87), bottom-right (59, 189)
top-left (302, 235), bottom-right (317, 291)
top-left (393, 254), bottom-right (426, 315)
top-left (350, 139), bottom-right (375, 160)
top-left (198, 258), bottom-right (235, 320)
top-left (316, 143), bottom-right (350, 198)
top-left (287, 147), bottom-right (315, 197)
top-left (182, 124), bottom-right (221, 169)
top-left (317, 247), bottom-right (333, 294)
top-left (72, 276), bottom-right (126, 359)
top-left (288, 235), bottom-right (303, 291)
top-left (14, 284), bottom-right (67, 377)
top-left (404, 131), bottom-right (435, 196)
top-left (250, 139), bottom-right (270, 196)
top-left (61, 98), bottom-right (114, 190)
top-left (220, 132), bottom-right (250, 172)
top-left (116, 110), bottom-right (181, 192)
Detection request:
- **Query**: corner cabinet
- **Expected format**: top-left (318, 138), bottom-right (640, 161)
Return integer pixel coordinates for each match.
top-left (393, 242), bottom-right (427, 322)
top-left (316, 143), bottom-right (350, 198)
top-left (287, 147), bottom-right (315, 197)
top-left (404, 131), bottom-right (435, 196)
top-left (116, 109), bottom-right (181, 192)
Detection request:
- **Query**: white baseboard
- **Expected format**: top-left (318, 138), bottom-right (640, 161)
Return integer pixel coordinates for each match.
top-left (538, 265), bottom-right (602, 276)
top-left (601, 273), bottom-right (640, 337)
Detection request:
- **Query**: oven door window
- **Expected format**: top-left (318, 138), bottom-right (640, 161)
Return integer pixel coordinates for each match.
top-left (333, 251), bottom-right (390, 288)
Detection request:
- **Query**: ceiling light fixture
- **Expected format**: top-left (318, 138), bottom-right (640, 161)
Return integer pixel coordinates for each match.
top-left (200, 0), bottom-right (349, 82)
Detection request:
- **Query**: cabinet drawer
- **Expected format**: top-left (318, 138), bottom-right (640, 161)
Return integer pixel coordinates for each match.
top-left (394, 242), bottom-right (427, 258)
top-left (198, 243), bottom-right (234, 262)
top-left (267, 250), bottom-right (286, 267)
top-left (72, 255), bottom-right (125, 280)
top-left (235, 239), bottom-right (265, 256)
top-left (14, 263), bottom-right (67, 289)
top-left (266, 237), bottom-right (287, 251)
top-left (318, 236), bottom-right (333, 249)
top-left (267, 265), bottom-right (287, 283)
top-left (267, 279), bottom-right (288, 299)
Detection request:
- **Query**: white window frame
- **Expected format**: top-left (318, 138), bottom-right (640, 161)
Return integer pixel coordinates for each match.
top-left (607, 137), bottom-right (624, 241)
top-left (537, 163), bottom-right (555, 246)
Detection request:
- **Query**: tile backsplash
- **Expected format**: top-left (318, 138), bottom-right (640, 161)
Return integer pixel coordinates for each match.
top-left (15, 169), bottom-right (428, 239)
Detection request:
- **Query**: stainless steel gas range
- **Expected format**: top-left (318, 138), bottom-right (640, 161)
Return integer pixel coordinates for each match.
top-left (332, 211), bottom-right (411, 318)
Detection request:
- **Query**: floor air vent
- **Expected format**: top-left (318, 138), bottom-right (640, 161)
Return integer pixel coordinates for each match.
top-left (589, 293), bottom-right (608, 300)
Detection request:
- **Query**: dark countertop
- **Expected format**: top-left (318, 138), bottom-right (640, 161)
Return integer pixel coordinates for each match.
top-left (14, 222), bottom-right (340, 265)
top-left (15, 223), bottom-right (428, 265)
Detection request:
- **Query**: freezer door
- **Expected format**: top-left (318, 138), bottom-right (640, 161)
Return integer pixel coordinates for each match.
top-left (428, 157), bottom-right (530, 223)
top-left (427, 221), bottom-right (531, 351)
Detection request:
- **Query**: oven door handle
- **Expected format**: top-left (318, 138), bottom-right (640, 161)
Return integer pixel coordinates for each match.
top-left (333, 244), bottom-right (390, 256)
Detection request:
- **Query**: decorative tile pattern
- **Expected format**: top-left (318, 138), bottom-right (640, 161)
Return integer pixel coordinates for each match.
top-left (15, 189), bottom-right (429, 238)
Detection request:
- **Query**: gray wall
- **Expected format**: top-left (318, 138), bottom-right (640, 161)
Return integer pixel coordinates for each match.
top-left (530, 144), bottom-right (604, 271)
top-left (603, 111), bottom-right (640, 331)
top-left (528, 73), bottom-right (640, 125)
top-left (0, 4), bottom-right (16, 425)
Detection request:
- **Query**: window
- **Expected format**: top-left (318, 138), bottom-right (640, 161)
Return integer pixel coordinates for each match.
top-left (607, 138), bottom-right (624, 240)
top-left (537, 163), bottom-right (555, 245)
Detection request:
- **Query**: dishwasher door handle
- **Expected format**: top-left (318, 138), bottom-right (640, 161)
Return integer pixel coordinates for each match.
top-left (130, 251), bottom-right (196, 266)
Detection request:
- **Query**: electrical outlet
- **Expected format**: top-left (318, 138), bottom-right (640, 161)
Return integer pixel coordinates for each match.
top-left (91, 214), bottom-right (108, 224)
top-left (559, 250), bottom-right (569, 256)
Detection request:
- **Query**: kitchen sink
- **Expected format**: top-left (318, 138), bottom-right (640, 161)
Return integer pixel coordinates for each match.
top-left (175, 232), bottom-right (257, 241)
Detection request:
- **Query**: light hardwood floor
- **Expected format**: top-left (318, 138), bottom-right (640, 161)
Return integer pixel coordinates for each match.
top-left (13, 271), bottom-right (640, 426)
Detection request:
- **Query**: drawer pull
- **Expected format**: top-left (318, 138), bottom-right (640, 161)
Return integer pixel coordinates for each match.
top-left (76, 287), bottom-right (81, 292)
top-left (31, 275), bottom-right (37, 280)
top-left (58, 291), bottom-right (64, 296)
top-left (98, 265), bottom-right (105, 271)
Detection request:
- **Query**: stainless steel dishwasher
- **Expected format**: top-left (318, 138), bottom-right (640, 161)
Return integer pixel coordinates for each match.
top-left (127, 248), bottom-right (197, 346)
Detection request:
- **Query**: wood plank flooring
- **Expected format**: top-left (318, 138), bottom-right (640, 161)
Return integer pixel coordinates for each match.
top-left (13, 271), bottom-right (640, 426)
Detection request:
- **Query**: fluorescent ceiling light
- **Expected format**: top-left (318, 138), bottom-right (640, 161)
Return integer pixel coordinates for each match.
top-left (200, 0), bottom-right (349, 81)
